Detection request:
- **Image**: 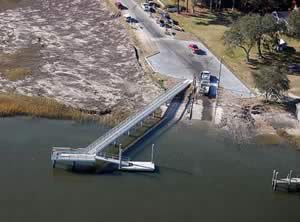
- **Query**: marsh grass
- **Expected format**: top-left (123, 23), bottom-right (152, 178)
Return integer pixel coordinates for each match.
top-left (0, 93), bottom-right (85, 119)
top-left (3, 67), bottom-right (32, 81)
top-left (0, 93), bottom-right (138, 127)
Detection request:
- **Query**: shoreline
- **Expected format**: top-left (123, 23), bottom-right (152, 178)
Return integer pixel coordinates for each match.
top-left (0, 93), bottom-right (134, 126)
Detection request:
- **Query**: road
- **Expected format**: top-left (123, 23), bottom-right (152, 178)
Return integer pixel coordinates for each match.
top-left (120, 0), bottom-right (252, 97)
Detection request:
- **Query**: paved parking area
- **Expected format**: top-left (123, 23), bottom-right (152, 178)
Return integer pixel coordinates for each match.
top-left (121, 0), bottom-right (252, 97)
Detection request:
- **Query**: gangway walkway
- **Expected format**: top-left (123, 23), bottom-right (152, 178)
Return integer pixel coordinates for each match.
top-left (51, 79), bottom-right (192, 170)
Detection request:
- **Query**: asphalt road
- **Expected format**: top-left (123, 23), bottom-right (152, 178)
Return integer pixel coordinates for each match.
top-left (121, 0), bottom-right (252, 97)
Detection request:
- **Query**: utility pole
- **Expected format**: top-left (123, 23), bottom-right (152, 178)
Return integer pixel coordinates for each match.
top-left (218, 56), bottom-right (223, 89)
top-left (151, 144), bottom-right (155, 163)
top-left (118, 144), bottom-right (122, 170)
top-left (186, 0), bottom-right (189, 13)
top-left (214, 56), bottom-right (223, 124)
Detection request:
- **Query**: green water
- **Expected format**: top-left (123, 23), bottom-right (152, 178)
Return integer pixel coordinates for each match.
top-left (0, 117), bottom-right (299, 221)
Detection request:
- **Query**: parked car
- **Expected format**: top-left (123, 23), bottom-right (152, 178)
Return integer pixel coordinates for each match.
top-left (173, 25), bottom-right (184, 31)
top-left (149, 7), bottom-right (156, 13)
top-left (209, 75), bottom-right (219, 87)
top-left (288, 64), bottom-right (300, 73)
top-left (141, 3), bottom-right (151, 11)
top-left (165, 6), bottom-right (180, 12)
top-left (208, 85), bottom-right (217, 99)
top-left (275, 38), bottom-right (288, 52)
top-left (123, 14), bottom-right (137, 23)
top-left (159, 20), bottom-right (165, 27)
top-left (272, 11), bottom-right (289, 25)
top-left (115, 2), bottom-right (128, 10)
top-left (161, 12), bottom-right (171, 20)
top-left (148, 1), bottom-right (157, 8)
top-left (199, 71), bottom-right (211, 94)
top-left (200, 71), bottom-right (210, 83)
top-left (188, 44), bottom-right (199, 53)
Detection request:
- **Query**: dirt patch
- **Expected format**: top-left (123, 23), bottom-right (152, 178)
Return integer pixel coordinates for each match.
top-left (216, 88), bottom-right (300, 147)
top-left (0, 0), bottom-right (161, 117)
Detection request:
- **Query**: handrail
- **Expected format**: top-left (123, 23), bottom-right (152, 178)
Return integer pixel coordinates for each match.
top-left (85, 79), bottom-right (191, 154)
top-left (51, 79), bottom-right (192, 159)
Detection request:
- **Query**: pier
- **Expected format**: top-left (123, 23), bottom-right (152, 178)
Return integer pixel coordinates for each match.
top-left (51, 79), bottom-right (192, 171)
top-left (272, 170), bottom-right (300, 192)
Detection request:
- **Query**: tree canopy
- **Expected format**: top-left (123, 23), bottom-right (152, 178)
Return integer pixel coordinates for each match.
top-left (253, 65), bottom-right (290, 101)
top-left (196, 0), bottom-right (295, 12)
top-left (288, 10), bottom-right (300, 39)
top-left (224, 15), bottom-right (259, 62)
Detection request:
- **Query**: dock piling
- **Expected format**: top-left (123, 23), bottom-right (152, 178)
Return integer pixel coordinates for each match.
top-left (272, 170), bottom-right (276, 187)
top-left (119, 144), bottom-right (122, 170)
top-left (151, 144), bottom-right (155, 163)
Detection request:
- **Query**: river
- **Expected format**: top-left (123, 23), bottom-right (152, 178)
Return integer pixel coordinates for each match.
top-left (0, 117), bottom-right (299, 221)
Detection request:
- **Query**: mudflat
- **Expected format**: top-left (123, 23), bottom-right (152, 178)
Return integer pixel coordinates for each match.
top-left (0, 0), bottom-right (160, 114)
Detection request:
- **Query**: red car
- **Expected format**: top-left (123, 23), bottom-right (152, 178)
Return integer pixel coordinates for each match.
top-left (188, 44), bottom-right (199, 53)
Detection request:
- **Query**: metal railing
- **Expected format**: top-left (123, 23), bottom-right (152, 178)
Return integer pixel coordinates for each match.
top-left (97, 152), bottom-right (130, 162)
top-left (84, 79), bottom-right (192, 154)
top-left (52, 152), bottom-right (95, 161)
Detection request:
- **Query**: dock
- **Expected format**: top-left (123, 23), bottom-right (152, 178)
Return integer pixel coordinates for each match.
top-left (51, 80), bottom-right (192, 172)
top-left (52, 144), bottom-right (156, 172)
top-left (272, 170), bottom-right (300, 192)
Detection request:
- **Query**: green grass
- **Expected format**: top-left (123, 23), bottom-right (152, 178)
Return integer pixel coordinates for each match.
top-left (158, 2), bottom-right (300, 94)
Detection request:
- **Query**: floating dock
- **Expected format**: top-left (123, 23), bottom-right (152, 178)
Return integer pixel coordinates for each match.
top-left (52, 145), bottom-right (156, 172)
top-left (272, 170), bottom-right (300, 192)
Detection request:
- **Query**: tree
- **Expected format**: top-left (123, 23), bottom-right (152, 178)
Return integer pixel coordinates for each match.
top-left (253, 65), bottom-right (290, 101)
top-left (240, 0), bottom-right (292, 14)
top-left (191, 0), bottom-right (199, 13)
top-left (224, 15), bottom-right (258, 63)
top-left (288, 9), bottom-right (300, 39)
top-left (255, 14), bottom-right (283, 57)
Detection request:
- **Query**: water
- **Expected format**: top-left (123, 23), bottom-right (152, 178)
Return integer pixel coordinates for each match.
top-left (0, 117), bottom-right (300, 221)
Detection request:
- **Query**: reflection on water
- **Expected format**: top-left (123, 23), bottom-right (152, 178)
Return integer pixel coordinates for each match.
top-left (0, 117), bottom-right (300, 222)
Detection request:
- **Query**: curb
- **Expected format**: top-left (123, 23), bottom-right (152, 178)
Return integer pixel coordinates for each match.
top-left (145, 51), bottom-right (161, 72)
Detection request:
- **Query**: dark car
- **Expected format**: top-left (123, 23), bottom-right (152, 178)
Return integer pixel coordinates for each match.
top-left (208, 85), bottom-right (217, 99)
top-left (159, 20), bottom-right (165, 27)
top-left (288, 64), bottom-right (300, 73)
top-left (149, 7), bottom-right (156, 13)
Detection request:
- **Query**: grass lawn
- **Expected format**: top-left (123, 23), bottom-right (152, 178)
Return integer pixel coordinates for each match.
top-left (158, 0), bottom-right (300, 95)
